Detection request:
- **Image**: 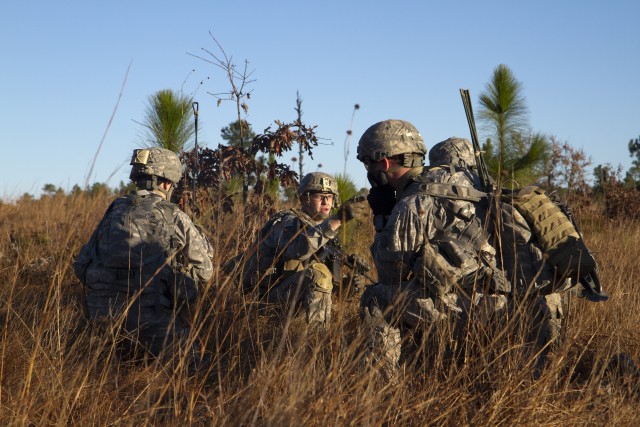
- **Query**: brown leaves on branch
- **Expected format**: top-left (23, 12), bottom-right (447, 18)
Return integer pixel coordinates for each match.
top-left (252, 120), bottom-right (318, 158)
top-left (177, 120), bottom-right (318, 194)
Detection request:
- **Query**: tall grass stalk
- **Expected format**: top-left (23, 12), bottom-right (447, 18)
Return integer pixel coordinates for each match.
top-left (0, 190), bottom-right (639, 424)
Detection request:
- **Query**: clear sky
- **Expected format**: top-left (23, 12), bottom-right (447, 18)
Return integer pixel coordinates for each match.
top-left (2, 1), bottom-right (639, 199)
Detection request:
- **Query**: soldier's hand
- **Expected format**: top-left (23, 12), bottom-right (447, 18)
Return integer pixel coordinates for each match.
top-left (337, 195), bottom-right (368, 222)
top-left (367, 184), bottom-right (396, 216)
top-left (351, 274), bottom-right (367, 294)
top-left (342, 273), bottom-right (367, 295)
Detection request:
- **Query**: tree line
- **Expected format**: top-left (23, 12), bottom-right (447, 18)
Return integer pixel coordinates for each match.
top-left (20, 57), bottom-right (639, 220)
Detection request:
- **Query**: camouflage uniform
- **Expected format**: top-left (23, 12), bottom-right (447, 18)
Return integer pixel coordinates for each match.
top-left (430, 137), bottom-right (564, 371)
top-left (358, 126), bottom-right (506, 382)
top-left (243, 172), bottom-right (346, 328)
top-left (424, 137), bottom-right (510, 326)
top-left (74, 148), bottom-right (213, 372)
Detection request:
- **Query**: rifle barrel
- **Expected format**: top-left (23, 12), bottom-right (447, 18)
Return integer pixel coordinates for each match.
top-left (459, 89), bottom-right (492, 192)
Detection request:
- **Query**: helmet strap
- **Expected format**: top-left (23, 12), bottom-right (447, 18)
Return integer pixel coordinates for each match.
top-left (401, 153), bottom-right (425, 168)
top-left (136, 175), bottom-right (172, 199)
top-left (136, 177), bottom-right (155, 191)
top-left (155, 177), bottom-right (174, 199)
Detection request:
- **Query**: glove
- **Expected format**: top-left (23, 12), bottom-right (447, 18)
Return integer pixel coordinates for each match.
top-left (351, 274), bottom-right (368, 294)
top-left (343, 273), bottom-right (367, 295)
top-left (337, 195), bottom-right (368, 222)
top-left (367, 184), bottom-right (396, 216)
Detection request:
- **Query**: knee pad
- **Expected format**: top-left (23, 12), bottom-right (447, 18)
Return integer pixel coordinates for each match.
top-left (306, 262), bottom-right (333, 293)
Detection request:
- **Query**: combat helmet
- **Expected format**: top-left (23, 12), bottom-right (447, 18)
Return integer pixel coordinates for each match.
top-left (429, 137), bottom-right (477, 169)
top-left (298, 172), bottom-right (339, 197)
top-left (357, 119), bottom-right (426, 167)
top-left (129, 148), bottom-right (182, 183)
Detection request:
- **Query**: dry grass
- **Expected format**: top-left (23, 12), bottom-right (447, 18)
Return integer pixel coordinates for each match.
top-left (1, 191), bottom-right (639, 426)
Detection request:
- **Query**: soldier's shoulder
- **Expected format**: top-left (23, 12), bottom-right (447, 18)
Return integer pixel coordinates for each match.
top-left (259, 209), bottom-right (296, 228)
top-left (274, 208), bottom-right (302, 220)
top-left (395, 190), bottom-right (432, 217)
top-left (398, 178), bottom-right (429, 201)
top-left (172, 207), bottom-right (193, 223)
top-left (103, 195), bottom-right (132, 216)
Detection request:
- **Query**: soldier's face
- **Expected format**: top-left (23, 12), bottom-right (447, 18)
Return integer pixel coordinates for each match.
top-left (301, 192), bottom-right (334, 219)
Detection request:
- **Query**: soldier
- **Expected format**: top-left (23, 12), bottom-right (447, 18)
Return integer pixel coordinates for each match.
top-left (242, 172), bottom-right (368, 329)
top-left (74, 148), bottom-right (213, 373)
top-left (356, 121), bottom-right (507, 382)
top-left (427, 137), bottom-right (563, 372)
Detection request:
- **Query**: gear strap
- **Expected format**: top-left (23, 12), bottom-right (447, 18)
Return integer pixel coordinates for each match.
top-left (418, 181), bottom-right (487, 203)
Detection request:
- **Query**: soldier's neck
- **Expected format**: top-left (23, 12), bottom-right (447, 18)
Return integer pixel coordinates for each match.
top-left (393, 167), bottom-right (424, 196)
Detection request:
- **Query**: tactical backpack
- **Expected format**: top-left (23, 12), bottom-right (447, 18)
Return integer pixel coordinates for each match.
top-left (493, 185), bottom-right (605, 300)
top-left (416, 171), bottom-right (604, 299)
top-left (414, 171), bottom-right (510, 297)
top-left (454, 89), bottom-right (606, 300)
top-left (503, 186), bottom-right (596, 281)
top-left (87, 194), bottom-right (196, 311)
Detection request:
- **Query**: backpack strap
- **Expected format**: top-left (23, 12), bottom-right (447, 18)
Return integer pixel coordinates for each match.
top-left (418, 181), bottom-right (488, 203)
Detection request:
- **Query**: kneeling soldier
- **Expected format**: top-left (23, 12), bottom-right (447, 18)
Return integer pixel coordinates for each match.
top-left (242, 172), bottom-right (367, 329)
top-left (74, 148), bottom-right (213, 373)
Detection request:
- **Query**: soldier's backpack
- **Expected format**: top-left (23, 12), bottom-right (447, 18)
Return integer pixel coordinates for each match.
top-left (496, 185), bottom-right (606, 300)
top-left (505, 186), bottom-right (596, 280)
top-left (418, 173), bottom-right (606, 300)
top-left (95, 194), bottom-right (196, 306)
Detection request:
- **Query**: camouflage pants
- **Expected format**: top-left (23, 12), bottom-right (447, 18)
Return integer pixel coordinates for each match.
top-left (87, 291), bottom-right (208, 375)
top-left (527, 293), bottom-right (564, 373)
top-left (266, 262), bottom-right (334, 328)
top-left (360, 280), bottom-right (507, 383)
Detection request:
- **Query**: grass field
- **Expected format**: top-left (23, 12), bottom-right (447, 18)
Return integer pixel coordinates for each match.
top-left (1, 191), bottom-right (639, 425)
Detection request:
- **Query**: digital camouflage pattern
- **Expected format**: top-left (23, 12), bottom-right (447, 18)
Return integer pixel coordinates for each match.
top-left (361, 135), bottom-right (511, 382)
top-left (357, 119), bottom-right (426, 163)
top-left (129, 147), bottom-right (183, 183)
top-left (428, 137), bottom-right (477, 169)
top-left (428, 137), bottom-right (565, 372)
top-left (361, 168), bottom-right (509, 380)
top-left (298, 172), bottom-right (339, 197)
top-left (243, 208), bottom-right (340, 328)
top-left (74, 190), bottom-right (213, 371)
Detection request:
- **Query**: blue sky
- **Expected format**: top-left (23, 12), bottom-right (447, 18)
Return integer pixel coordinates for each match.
top-left (1, 1), bottom-right (639, 199)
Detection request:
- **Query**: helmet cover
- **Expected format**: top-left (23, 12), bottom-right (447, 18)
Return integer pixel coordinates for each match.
top-left (129, 148), bottom-right (182, 183)
top-left (429, 137), bottom-right (477, 169)
top-left (357, 119), bottom-right (426, 163)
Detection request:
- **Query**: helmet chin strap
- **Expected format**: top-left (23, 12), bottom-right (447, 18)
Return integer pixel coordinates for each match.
top-left (139, 175), bottom-right (173, 199)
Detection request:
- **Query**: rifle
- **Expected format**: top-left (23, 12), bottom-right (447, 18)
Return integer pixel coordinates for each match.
top-left (323, 237), bottom-right (376, 285)
top-left (459, 89), bottom-right (493, 192)
top-left (289, 209), bottom-right (377, 287)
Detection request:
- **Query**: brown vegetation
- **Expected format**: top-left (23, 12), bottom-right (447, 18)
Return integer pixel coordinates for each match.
top-left (1, 191), bottom-right (639, 425)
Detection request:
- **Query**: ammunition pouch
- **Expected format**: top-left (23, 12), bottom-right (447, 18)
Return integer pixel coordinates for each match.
top-left (306, 262), bottom-right (333, 294)
top-left (284, 259), bottom-right (305, 273)
top-left (415, 243), bottom-right (466, 297)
